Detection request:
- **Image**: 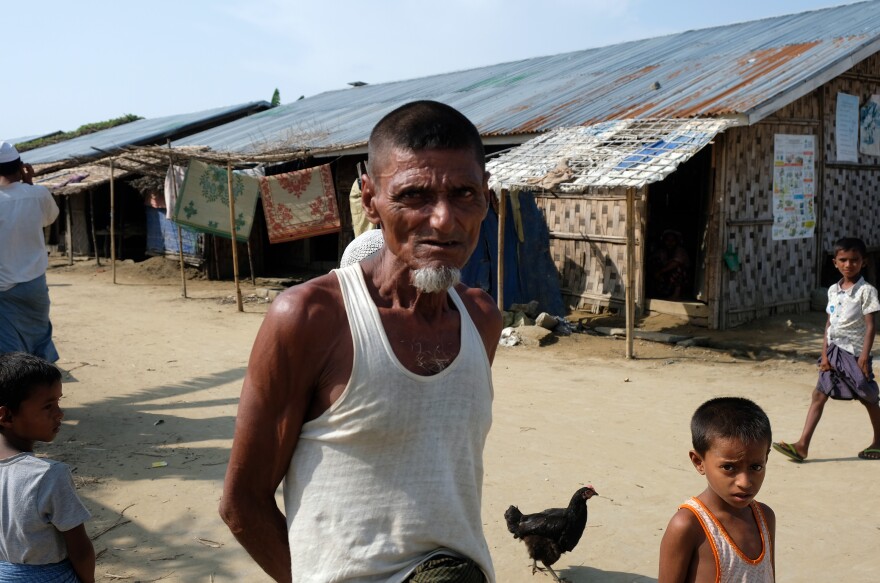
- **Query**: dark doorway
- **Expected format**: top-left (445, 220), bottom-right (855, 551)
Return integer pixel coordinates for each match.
top-left (645, 146), bottom-right (714, 302)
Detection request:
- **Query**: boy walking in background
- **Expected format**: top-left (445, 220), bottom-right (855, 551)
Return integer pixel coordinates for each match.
top-left (0, 352), bottom-right (94, 583)
top-left (659, 397), bottom-right (776, 583)
top-left (773, 237), bottom-right (880, 462)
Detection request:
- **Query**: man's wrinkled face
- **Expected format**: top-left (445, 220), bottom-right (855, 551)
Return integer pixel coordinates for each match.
top-left (362, 147), bottom-right (490, 274)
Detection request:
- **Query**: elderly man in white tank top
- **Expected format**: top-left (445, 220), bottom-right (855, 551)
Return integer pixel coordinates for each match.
top-left (221, 101), bottom-right (503, 583)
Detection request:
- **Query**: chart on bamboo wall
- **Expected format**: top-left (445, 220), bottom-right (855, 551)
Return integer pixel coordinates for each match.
top-left (772, 134), bottom-right (816, 241)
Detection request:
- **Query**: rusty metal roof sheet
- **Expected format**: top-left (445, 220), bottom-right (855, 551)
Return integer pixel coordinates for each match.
top-left (21, 101), bottom-right (270, 165)
top-left (173, 2), bottom-right (880, 155)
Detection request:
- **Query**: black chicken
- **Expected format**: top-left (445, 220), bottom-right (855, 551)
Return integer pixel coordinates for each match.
top-left (504, 485), bottom-right (598, 583)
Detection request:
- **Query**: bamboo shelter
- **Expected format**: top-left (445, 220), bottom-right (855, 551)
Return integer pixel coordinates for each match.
top-left (488, 118), bottom-right (735, 357)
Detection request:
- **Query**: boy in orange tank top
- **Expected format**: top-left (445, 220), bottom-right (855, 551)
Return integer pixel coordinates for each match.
top-left (659, 397), bottom-right (776, 583)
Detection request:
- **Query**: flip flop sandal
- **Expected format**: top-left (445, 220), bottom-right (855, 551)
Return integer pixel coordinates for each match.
top-left (858, 448), bottom-right (880, 460)
top-left (772, 441), bottom-right (805, 463)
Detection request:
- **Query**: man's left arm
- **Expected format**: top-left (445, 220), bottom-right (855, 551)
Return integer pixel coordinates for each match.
top-left (41, 187), bottom-right (60, 226)
top-left (458, 287), bottom-right (503, 364)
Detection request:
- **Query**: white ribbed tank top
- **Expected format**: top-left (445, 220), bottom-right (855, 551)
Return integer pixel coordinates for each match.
top-left (283, 263), bottom-right (495, 583)
top-left (680, 498), bottom-right (774, 583)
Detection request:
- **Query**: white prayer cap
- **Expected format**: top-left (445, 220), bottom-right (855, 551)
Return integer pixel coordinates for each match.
top-left (340, 229), bottom-right (384, 268)
top-left (0, 142), bottom-right (20, 163)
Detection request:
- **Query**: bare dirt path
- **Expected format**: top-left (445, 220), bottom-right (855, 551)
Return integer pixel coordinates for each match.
top-left (42, 258), bottom-right (879, 582)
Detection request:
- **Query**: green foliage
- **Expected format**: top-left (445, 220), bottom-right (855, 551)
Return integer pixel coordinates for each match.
top-left (270, 88), bottom-right (281, 107)
top-left (15, 114), bottom-right (143, 152)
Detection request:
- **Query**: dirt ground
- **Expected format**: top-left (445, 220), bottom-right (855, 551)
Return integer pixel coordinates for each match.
top-left (40, 256), bottom-right (879, 582)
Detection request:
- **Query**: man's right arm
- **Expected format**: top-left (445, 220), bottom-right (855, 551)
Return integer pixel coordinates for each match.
top-left (219, 287), bottom-right (331, 582)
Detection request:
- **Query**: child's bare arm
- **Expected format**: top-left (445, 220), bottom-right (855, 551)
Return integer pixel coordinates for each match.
top-left (859, 313), bottom-right (877, 375)
top-left (62, 524), bottom-right (95, 583)
top-left (760, 503), bottom-right (776, 578)
top-left (820, 315), bottom-right (832, 371)
top-left (658, 509), bottom-right (700, 583)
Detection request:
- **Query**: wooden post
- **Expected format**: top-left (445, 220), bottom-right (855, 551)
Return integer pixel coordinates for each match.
top-left (89, 191), bottom-right (100, 266)
top-left (246, 241), bottom-right (256, 285)
top-left (227, 161), bottom-right (243, 312)
top-left (497, 188), bottom-right (507, 311)
top-left (625, 187), bottom-right (636, 359)
top-left (110, 158), bottom-right (116, 284)
top-left (65, 196), bottom-right (73, 266)
top-left (167, 145), bottom-right (187, 298)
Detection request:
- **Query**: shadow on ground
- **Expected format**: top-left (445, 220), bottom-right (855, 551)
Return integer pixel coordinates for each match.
top-left (575, 309), bottom-right (827, 361)
top-left (560, 565), bottom-right (657, 582)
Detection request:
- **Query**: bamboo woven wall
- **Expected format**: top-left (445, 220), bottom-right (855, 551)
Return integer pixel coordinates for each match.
top-left (721, 94), bottom-right (818, 327)
top-left (820, 51), bottom-right (880, 251)
top-left (534, 190), bottom-right (645, 309)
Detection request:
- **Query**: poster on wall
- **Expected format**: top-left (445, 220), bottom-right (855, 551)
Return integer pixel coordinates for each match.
top-left (860, 95), bottom-right (880, 157)
top-left (836, 92), bottom-right (860, 162)
top-left (772, 134), bottom-right (816, 241)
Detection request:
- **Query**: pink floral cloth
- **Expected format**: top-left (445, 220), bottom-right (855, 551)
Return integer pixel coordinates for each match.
top-left (259, 164), bottom-right (340, 244)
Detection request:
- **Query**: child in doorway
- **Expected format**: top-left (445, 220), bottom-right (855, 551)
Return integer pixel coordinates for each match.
top-left (0, 352), bottom-right (94, 582)
top-left (773, 237), bottom-right (880, 462)
top-left (658, 397), bottom-right (776, 583)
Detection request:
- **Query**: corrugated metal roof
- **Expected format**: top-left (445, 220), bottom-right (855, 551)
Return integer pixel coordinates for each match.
top-left (4, 133), bottom-right (58, 146)
top-left (487, 119), bottom-right (736, 191)
top-left (21, 101), bottom-right (270, 165)
top-left (174, 2), bottom-right (880, 154)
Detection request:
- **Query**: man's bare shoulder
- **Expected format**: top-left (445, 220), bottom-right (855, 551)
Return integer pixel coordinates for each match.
top-left (454, 284), bottom-right (503, 362)
top-left (266, 271), bottom-right (345, 331)
top-left (455, 285), bottom-right (500, 320)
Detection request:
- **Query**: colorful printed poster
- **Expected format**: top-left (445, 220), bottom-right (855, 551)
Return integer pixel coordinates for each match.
top-left (860, 95), bottom-right (880, 157)
top-left (173, 160), bottom-right (260, 242)
top-left (772, 134), bottom-right (816, 241)
top-left (259, 164), bottom-right (341, 243)
top-left (836, 92), bottom-right (860, 163)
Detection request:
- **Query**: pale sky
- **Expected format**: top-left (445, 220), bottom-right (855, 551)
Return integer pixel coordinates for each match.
top-left (2, 0), bottom-right (866, 140)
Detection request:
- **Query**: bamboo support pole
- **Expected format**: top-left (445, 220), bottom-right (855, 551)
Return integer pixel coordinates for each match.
top-left (246, 242), bottom-right (256, 285)
top-left (110, 159), bottom-right (116, 284)
top-left (89, 191), bottom-right (100, 266)
top-left (497, 189), bottom-right (507, 311)
top-left (625, 187), bottom-right (636, 359)
top-left (227, 161), bottom-right (243, 312)
top-left (65, 196), bottom-right (73, 266)
top-left (167, 145), bottom-right (187, 298)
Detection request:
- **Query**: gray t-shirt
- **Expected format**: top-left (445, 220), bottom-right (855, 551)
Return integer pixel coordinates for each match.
top-left (0, 452), bottom-right (91, 564)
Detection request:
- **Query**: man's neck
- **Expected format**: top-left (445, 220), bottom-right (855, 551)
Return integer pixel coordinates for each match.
top-left (368, 255), bottom-right (456, 317)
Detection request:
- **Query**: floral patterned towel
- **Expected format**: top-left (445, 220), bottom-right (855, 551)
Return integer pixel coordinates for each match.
top-left (259, 164), bottom-right (340, 244)
top-left (173, 160), bottom-right (260, 242)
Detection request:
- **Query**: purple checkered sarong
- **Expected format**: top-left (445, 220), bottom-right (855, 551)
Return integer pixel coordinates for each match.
top-left (817, 343), bottom-right (880, 404)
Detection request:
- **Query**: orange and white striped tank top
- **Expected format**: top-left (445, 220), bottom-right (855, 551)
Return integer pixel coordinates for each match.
top-left (679, 497), bottom-right (774, 583)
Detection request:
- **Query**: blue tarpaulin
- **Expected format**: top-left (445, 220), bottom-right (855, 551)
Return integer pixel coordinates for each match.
top-left (461, 192), bottom-right (564, 316)
top-left (145, 207), bottom-right (204, 263)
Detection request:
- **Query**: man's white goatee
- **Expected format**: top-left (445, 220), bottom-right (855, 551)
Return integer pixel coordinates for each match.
top-left (411, 266), bottom-right (461, 293)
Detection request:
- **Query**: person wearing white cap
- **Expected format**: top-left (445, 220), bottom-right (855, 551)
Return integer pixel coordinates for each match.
top-left (0, 142), bottom-right (60, 362)
top-left (221, 101), bottom-right (501, 583)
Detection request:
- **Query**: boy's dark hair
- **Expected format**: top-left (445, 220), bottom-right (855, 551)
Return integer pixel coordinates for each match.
top-left (367, 100), bottom-right (485, 178)
top-left (0, 159), bottom-right (21, 177)
top-left (833, 236), bottom-right (868, 258)
top-left (0, 352), bottom-right (61, 412)
top-left (691, 397), bottom-right (771, 455)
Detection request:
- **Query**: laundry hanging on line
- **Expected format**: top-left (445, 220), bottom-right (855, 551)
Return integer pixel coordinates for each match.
top-left (172, 160), bottom-right (260, 242)
top-left (259, 163), bottom-right (341, 244)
